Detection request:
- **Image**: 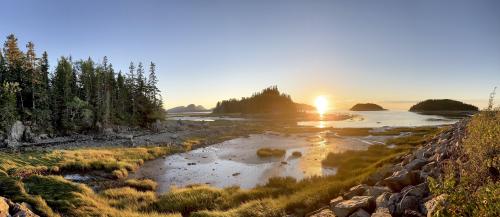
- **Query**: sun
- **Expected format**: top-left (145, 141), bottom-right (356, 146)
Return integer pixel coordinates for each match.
top-left (314, 96), bottom-right (328, 115)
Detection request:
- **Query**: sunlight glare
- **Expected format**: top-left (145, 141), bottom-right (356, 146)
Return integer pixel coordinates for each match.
top-left (315, 96), bottom-right (328, 115)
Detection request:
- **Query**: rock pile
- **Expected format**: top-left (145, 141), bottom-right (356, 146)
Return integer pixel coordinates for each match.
top-left (0, 196), bottom-right (39, 217)
top-left (308, 120), bottom-right (468, 217)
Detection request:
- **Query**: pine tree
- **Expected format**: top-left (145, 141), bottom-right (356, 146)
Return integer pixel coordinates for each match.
top-left (52, 57), bottom-right (75, 132)
top-left (147, 62), bottom-right (160, 106)
top-left (3, 34), bottom-right (26, 116)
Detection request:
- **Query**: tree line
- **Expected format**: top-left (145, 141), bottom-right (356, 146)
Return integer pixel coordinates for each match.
top-left (0, 34), bottom-right (164, 135)
top-left (213, 86), bottom-right (297, 114)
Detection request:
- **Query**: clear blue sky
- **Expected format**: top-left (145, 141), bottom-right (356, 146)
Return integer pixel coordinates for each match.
top-left (1, 0), bottom-right (499, 110)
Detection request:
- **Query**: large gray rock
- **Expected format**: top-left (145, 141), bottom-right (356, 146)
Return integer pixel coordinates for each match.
top-left (0, 196), bottom-right (39, 217)
top-left (397, 195), bottom-right (419, 215)
top-left (330, 196), bottom-right (344, 209)
top-left (364, 186), bottom-right (391, 198)
top-left (23, 126), bottom-right (36, 143)
top-left (333, 196), bottom-right (375, 217)
top-left (383, 169), bottom-right (419, 191)
top-left (308, 208), bottom-right (337, 217)
top-left (405, 158), bottom-right (427, 171)
top-left (344, 184), bottom-right (368, 199)
top-left (349, 209), bottom-right (370, 217)
top-left (10, 121), bottom-right (25, 141)
top-left (371, 208), bottom-right (392, 217)
top-left (0, 197), bottom-right (9, 217)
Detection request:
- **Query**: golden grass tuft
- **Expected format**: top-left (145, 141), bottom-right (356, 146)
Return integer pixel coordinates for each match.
top-left (256, 148), bottom-right (286, 158)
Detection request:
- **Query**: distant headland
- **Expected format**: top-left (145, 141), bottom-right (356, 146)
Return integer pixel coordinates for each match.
top-left (167, 104), bottom-right (210, 113)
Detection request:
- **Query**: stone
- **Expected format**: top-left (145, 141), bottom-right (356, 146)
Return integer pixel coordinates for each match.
top-left (397, 195), bottom-right (419, 215)
top-left (38, 134), bottom-right (49, 140)
top-left (387, 193), bottom-right (401, 214)
top-left (0, 197), bottom-right (9, 217)
top-left (405, 158), bottom-right (427, 171)
top-left (401, 183), bottom-right (429, 199)
top-left (383, 169), bottom-right (413, 191)
top-left (333, 196), bottom-right (374, 217)
top-left (403, 210), bottom-right (425, 217)
top-left (371, 208), bottom-right (392, 217)
top-left (349, 209), bottom-right (370, 217)
top-left (364, 186), bottom-right (391, 198)
top-left (23, 126), bottom-right (36, 143)
top-left (330, 196), bottom-right (344, 209)
top-left (375, 192), bottom-right (391, 209)
top-left (9, 121), bottom-right (25, 141)
top-left (308, 208), bottom-right (337, 217)
top-left (424, 194), bottom-right (447, 217)
top-left (344, 184), bottom-right (368, 199)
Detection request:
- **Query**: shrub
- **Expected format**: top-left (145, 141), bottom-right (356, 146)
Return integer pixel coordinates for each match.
top-left (291, 151), bottom-right (302, 157)
top-left (256, 148), bottom-right (286, 158)
top-left (429, 102), bottom-right (500, 217)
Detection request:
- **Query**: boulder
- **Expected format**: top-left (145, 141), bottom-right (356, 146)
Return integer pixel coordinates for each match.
top-left (330, 196), bottom-right (344, 209)
top-left (0, 196), bottom-right (39, 217)
top-left (397, 195), bottom-right (419, 215)
top-left (387, 193), bottom-right (401, 214)
top-left (0, 197), bottom-right (9, 217)
top-left (371, 208), bottom-right (392, 217)
top-left (424, 194), bottom-right (447, 217)
top-left (23, 126), bottom-right (36, 143)
top-left (375, 192), bottom-right (391, 209)
top-left (401, 183), bottom-right (429, 200)
top-left (333, 196), bottom-right (375, 217)
top-left (402, 210), bottom-right (425, 217)
top-left (308, 208), bottom-right (337, 217)
top-left (349, 209), bottom-right (370, 217)
top-left (404, 158), bottom-right (427, 171)
top-left (364, 186), bottom-right (391, 198)
top-left (383, 169), bottom-right (415, 192)
top-left (9, 121), bottom-right (25, 141)
top-left (344, 184), bottom-right (368, 199)
top-left (366, 165), bottom-right (400, 185)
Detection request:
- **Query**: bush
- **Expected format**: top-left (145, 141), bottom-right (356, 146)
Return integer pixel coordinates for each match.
top-left (430, 104), bottom-right (500, 217)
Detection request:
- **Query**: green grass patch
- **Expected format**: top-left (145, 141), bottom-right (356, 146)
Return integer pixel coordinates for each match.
top-left (256, 148), bottom-right (286, 158)
top-left (125, 178), bottom-right (158, 191)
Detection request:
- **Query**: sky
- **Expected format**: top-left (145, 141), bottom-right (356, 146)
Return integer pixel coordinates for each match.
top-left (1, 0), bottom-right (499, 110)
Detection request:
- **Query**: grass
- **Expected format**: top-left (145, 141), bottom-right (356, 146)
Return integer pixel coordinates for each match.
top-left (0, 146), bottom-right (181, 177)
top-left (0, 145), bottom-right (181, 217)
top-left (125, 178), bottom-right (158, 191)
top-left (256, 148), bottom-right (286, 158)
top-left (291, 151), bottom-right (302, 157)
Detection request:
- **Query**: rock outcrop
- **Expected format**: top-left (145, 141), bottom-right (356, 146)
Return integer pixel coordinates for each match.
top-left (0, 196), bottom-right (40, 217)
top-left (307, 120), bottom-right (468, 217)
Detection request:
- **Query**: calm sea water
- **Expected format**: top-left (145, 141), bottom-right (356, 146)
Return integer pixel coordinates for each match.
top-left (298, 110), bottom-right (457, 128)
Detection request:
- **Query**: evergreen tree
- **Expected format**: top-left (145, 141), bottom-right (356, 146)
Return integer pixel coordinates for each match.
top-left (52, 57), bottom-right (75, 132)
top-left (3, 34), bottom-right (26, 116)
top-left (0, 82), bottom-right (20, 132)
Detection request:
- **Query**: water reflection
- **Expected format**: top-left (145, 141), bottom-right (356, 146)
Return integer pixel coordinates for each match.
top-left (131, 132), bottom-right (391, 193)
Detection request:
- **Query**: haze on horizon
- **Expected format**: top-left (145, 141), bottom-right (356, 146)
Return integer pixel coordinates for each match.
top-left (1, 0), bottom-right (499, 110)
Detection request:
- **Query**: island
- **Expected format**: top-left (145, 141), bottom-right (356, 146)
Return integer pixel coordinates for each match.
top-left (350, 103), bottom-right (386, 111)
top-left (167, 104), bottom-right (210, 113)
top-left (409, 99), bottom-right (478, 112)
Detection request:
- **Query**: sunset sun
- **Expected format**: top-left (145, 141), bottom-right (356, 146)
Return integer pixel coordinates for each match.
top-left (314, 96), bottom-right (328, 115)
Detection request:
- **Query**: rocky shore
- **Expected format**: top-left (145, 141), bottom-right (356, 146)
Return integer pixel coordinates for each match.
top-left (0, 119), bottom-right (254, 151)
top-left (307, 120), bottom-right (468, 217)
